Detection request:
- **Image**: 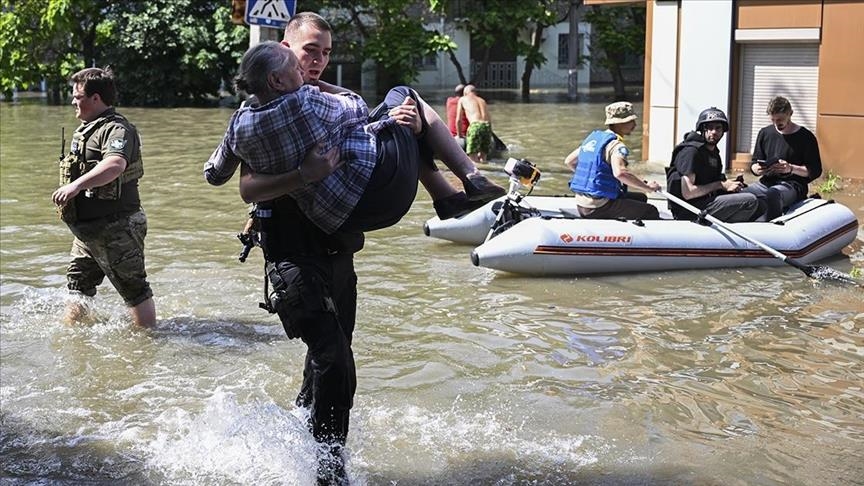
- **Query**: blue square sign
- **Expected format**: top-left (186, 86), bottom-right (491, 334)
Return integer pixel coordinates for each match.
top-left (245, 0), bottom-right (296, 29)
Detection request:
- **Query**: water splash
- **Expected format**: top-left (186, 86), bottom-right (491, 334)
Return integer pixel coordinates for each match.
top-left (807, 265), bottom-right (863, 286)
top-left (146, 390), bottom-right (319, 485)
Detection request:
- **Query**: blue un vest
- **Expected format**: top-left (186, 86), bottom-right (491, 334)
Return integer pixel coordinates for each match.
top-left (568, 130), bottom-right (622, 199)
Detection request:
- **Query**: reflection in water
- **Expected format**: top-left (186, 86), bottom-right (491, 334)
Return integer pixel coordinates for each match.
top-left (1, 99), bottom-right (863, 485)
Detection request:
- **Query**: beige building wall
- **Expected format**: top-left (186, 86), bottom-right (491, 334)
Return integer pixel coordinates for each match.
top-left (816, 0), bottom-right (864, 179)
top-left (732, 0), bottom-right (864, 179)
top-left (639, 0), bottom-right (864, 179)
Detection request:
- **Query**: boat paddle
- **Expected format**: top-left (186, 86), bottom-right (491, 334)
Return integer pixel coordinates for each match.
top-left (658, 190), bottom-right (861, 286)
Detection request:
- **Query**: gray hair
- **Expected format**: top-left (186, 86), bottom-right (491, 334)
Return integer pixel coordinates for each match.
top-left (234, 41), bottom-right (289, 96)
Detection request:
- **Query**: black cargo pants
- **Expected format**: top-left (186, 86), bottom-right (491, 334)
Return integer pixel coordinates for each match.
top-left (266, 252), bottom-right (358, 445)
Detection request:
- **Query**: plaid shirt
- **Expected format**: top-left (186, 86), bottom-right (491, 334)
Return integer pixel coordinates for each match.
top-left (204, 85), bottom-right (393, 234)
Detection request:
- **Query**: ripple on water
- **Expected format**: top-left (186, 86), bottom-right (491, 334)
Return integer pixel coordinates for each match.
top-left (3, 102), bottom-right (864, 484)
top-left (354, 394), bottom-right (602, 484)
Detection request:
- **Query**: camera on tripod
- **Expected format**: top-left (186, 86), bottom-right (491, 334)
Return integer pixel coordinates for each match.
top-left (503, 158), bottom-right (541, 188)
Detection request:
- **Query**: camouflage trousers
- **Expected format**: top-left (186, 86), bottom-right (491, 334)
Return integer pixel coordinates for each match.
top-left (465, 121), bottom-right (492, 156)
top-left (66, 210), bottom-right (153, 307)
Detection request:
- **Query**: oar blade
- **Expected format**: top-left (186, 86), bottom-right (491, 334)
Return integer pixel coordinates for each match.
top-left (803, 265), bottom-right (863, 286)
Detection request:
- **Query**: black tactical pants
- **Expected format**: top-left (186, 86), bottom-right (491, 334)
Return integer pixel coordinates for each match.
top-left (267, 252), bottom-right (358, 445)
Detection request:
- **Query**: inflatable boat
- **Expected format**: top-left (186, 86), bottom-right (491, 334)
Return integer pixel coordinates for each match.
top-left (423, 195), bottom-right (671, 245)
top-left (467, 198), bottom-right (859, 276)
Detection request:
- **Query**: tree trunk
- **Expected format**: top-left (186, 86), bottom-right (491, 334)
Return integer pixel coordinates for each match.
top-left (82, 23), bottom-right (97, 67)
top-left (446, 48), bottom-right (468, 85)
top-left (520, 65), bottom-right (533, 102)
top-left (567, 0), bottom-right (583, 100)
top-left (472, 47), bottom-right (492, 86)
top-left (520, 25), bottom-right (545, 102)
top-left (611, 61), bottom-right (626, 99)
top-left (48, 84), bottom-right (63, 105)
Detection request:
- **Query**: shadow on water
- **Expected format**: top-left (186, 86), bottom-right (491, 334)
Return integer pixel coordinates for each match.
top-left (149, 315), bottom-right (288, 348)
top-left (366, 460), bottom-right (716, 486)
top-left (0, 413), bottom-right (162, 485)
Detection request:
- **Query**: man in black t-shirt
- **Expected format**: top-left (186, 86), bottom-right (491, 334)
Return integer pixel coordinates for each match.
top-left (744, 96), bottom-right (822, 220)
top-left (666, 107), bottom-right (762, 222)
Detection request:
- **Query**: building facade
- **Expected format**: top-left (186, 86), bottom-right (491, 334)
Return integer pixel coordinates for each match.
top-left (632, 0), bottom-right (864, 178)
top-left (411, 20), bottom-right (596, 91)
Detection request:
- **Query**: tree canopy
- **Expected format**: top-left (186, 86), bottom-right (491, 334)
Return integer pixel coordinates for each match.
top-left (583, 4), bottom-right (645, 99)
top-left (0, 0), bottom-right (644, 105)
top-left (1, 0), bottom-right (247, 106)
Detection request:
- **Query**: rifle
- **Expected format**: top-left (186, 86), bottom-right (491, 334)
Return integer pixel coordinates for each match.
top-left (236, 215), bottom-right (259, 262)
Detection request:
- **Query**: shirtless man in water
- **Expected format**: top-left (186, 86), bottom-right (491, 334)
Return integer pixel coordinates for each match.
top-left (456, 84), bottom-right (492, 163)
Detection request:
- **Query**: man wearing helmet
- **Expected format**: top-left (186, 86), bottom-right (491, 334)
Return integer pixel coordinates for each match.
top-left (666, 107), bottom-right (762, 222)
top-left (744, 96), bottom-right (822, 220)
top-left (565, 101), bottom-right (663, 220)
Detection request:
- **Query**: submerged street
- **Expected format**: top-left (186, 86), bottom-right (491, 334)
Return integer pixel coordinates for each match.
top-left (2, 97), bottom-right (862, 485)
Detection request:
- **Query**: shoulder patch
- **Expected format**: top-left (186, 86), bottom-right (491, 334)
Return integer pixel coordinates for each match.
top-left (109, 138), bottom-right (127, 151)
top-left (617, 145), bottom-right (630, 157)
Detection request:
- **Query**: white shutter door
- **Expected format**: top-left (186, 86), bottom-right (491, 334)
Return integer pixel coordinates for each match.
top-left (736, 44), bottom-right (819, 153)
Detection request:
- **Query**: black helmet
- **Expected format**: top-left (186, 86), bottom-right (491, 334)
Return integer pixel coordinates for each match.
top-left (695, 107), bottom-right (729, 132)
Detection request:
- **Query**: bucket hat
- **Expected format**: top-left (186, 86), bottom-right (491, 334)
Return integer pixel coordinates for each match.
top-left (604, 101), bottom-right (637, 125)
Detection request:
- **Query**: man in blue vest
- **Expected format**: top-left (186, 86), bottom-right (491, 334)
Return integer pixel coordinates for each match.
top-left (565, 101), bottom-right (662, 220)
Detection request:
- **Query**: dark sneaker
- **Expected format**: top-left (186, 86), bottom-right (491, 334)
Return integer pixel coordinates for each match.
top-left (463, 173), bottom-right (506, 202)
top-left (433, 192), bottom-right (489, 220)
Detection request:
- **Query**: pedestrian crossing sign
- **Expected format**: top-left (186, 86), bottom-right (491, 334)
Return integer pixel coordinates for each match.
top-left (245, 0), bottom-right (296, 28)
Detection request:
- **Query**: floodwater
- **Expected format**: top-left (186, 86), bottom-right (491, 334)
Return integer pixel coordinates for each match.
top-left (1, 95), bottom-right (863, 485)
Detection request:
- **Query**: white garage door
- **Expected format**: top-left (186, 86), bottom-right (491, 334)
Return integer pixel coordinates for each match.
top-left (736, 44), bottom-right (819, 154)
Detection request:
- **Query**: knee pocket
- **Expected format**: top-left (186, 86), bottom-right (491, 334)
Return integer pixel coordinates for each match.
top-left (67, 255), bottom-right (104, 294)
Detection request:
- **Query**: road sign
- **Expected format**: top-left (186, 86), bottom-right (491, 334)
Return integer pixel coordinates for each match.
top-left (245, 0), bottom-right (296, 29)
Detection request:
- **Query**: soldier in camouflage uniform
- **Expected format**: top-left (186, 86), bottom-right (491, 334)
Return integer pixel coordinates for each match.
top-left (52, 67), bottom-right (155, 327)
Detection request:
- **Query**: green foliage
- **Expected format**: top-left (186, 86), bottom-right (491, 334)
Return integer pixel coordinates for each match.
top-left (1, 1), bottom-right (54, 96)
top-left (1, 0), bottom-right (601, 103)
top-left (362, 10), bottom-right (435, 84)
top-left (1, 0), bottom-right (247, 106)
top-left (0, 9), bottom-right (26, 96)
top-left (311, 0), bottom-right (565, 88)
top-left (432, 0), bottom-right (567, 90)
top-left (102, 1), bottom-right (247, 106)
top-left (315, 0), bottom-right (444, 86)
top-left (583, 5), bottom-right (644, 67)
top-left (516, 5), bottom-right (558, 69)
top-left (850, 267), bottom-right (863, 279)
top-left (816, 171), bottom-right (841, 194)
top-left (583, 4), bottom-right (645, 98)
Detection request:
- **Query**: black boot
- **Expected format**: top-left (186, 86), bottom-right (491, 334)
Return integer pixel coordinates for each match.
top-left (433, 191), bottom-right (493, 220)
top-left (317, 443), bottom-right (349, 486)
top-left (463, 173), bottom-right (506, 202)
